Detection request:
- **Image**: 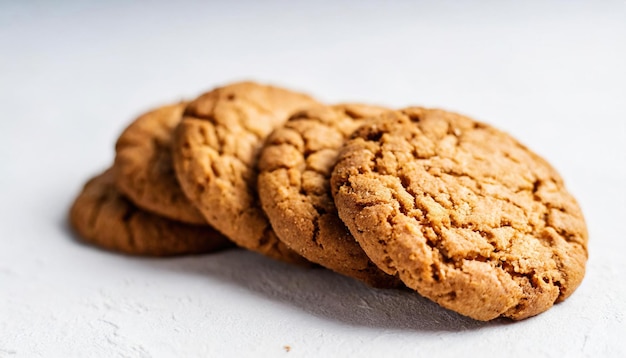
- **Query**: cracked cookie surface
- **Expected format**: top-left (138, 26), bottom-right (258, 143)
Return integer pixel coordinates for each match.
top-left (114, 102), bottom-right (207, 224)
top-left (331, 107), bottom-right (588, 320)
top-left (258, 104), bottom-right (402, 287)
top-left (70, 169), bottom-right (233, 256)
top-left (172, 82), bottom-right (319, 264)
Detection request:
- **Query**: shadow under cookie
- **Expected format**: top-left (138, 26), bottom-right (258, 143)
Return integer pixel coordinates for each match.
top-left (137, 249), bottom-right (507, 332)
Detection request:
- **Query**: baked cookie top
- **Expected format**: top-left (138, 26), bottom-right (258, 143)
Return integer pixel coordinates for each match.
top-left (331, 108), bottom-right (588, 320)
top-left (172, 82), bottom-right (319, 264)
top-left (258, 104), bottom-right (401, 287)
top-left (69, 168), bottom-right (233, 256)
top-left (114, 102), bottom-right (207, 224)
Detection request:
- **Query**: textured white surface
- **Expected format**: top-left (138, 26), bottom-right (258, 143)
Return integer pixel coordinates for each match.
top-left (1, 1), bottom-right (625, 357)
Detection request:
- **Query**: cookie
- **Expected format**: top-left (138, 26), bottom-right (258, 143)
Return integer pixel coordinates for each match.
top-left (172, 82), bottom-right (319, 264)
top-left (331, 108), bottom-right (588, 320)
top-left (69, 168), bottom-right (233, 256)
top-left (114, 102), bottom-right (207, 224)
top-left (258, 104), bottom-right (402, 287)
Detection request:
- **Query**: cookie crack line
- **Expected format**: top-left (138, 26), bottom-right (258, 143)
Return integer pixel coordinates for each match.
top-left (120, 205), bottom-right (138, 250)
top-left (310, 214), bottom-right (322, 249)
top-left (87, 187), bottom-right (110, 233)
top-left (233, 105), bottom-right (266, 142)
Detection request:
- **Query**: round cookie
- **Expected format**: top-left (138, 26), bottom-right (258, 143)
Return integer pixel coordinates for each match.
top-left (114, 102), bottom-right (206, 224)
top-left (331, 108), bottom-right (588, 320)
top-left (69, 168), bottom-right (233, 256)
top-left (172, 82), bottom-right (319, 264)
top-left (258, 104), bottom-right (402, 288)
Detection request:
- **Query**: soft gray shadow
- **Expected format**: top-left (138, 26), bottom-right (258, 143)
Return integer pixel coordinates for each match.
top-left (139, 250), bottom-right (509, 332)
top-left (59, 211), bottom-right (508, 332)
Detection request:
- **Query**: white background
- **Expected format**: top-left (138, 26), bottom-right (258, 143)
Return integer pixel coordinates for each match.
top-left (1, 1), bottom-right (625, 357)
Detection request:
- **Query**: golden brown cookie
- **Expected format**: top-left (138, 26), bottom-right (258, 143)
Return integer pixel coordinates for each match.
top-left (114, 102), bottom-right (206, 224)
top-left (331, 108), bottom-right (588, 320)
top-left (258, 104), bottom-right (402, 287)
top-left (69, 168), bottom-right (233, 256)
top-left (172, 82), bottom-right (319, 264)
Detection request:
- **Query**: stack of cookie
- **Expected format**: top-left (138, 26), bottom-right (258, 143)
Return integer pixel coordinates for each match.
top-left (70, 82), bottom-right (588, 321)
